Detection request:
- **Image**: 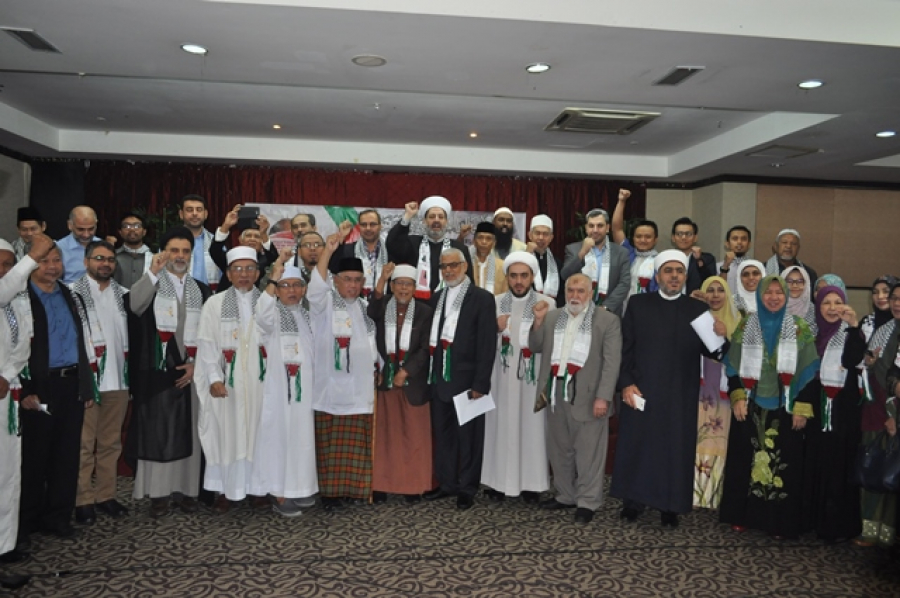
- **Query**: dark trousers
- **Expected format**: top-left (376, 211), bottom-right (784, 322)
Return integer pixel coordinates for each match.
top-left (430, 397), bottom-right (484, 498)
top-left (19, 376), bottom-right (84, 536)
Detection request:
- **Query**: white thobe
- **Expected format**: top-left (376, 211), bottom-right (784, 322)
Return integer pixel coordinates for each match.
top-left (307, 269), bottom-right (375, 415)
top-left (251, 293), bottom-right (319, 499)
top-left (0, 292), bottom-right (32, 553)
top-left (0, 255), bottom-right (36, 306)
top-left (481, 292), bottom-right (554, 496)
top-left (195, 288), bottom-right (264, 500)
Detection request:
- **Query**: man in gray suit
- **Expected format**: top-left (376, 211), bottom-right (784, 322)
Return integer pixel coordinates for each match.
top-left (560, 208), bottom-right (631, 317)
top-left (529, 273), bottom-right (622, 524)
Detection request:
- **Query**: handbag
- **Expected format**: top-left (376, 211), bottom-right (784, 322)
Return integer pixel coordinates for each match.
top-left (882, 434), bottom-right (900, 492)
top-left (852, 431), bottom-right (888, 492)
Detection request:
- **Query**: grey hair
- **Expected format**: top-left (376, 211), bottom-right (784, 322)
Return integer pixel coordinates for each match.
top-left (566, 273), bottom-right (592, 291)
top-left (440, 247), bottom-right (465, 262)
top-left (585, 208), bottom-right (609, 225)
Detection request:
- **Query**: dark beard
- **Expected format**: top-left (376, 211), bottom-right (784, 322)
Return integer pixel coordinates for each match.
top-left (511, 287), bottom-right (530, 299)
top-left (734, 252), bottom-right (746, 258)
top-left (495, 229), bottom-right (513, 250)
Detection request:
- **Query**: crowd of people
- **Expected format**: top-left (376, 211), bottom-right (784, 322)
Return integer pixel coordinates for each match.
top-left (0, 190), bottom-right (897, 589)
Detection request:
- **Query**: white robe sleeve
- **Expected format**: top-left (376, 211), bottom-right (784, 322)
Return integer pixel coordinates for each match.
top-left (0, 302), bottom-right (31, 383)
top-left (256, 292), bottom-right (277, 336)
top-left (306, 268), bottom-right (331, 316)
top-left (0, 256), bottom-right (36, 307)
top-left (195, 298), bottom-right (225, 388)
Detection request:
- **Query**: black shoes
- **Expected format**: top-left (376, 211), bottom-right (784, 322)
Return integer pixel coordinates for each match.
top-left (574, 508), bottom-right (594, 524)
top-left (0, 574), bottom-right (31, 590)
top-left (620, 507), bottom-right (640, 522)
top-left (456, 495), bottom-right (474, 510)
top-left (149, 498), bottom-right (170, 519)
top-left (483, 488), bottom-right (505, 502)
top-left (404, 494), bottom-right (422, 504)
top-left (539, 498), bottom-right (576, 510)
top-left (321, 497), bottom-right (343, 512)
top-left (423, 488), bottom-right (454, 501)
top-left (175, 495), bottom-right (199, 514)
top-left (521, 491), bottom-right (540, 505)
top-left (75, 505), bottom-right (96, 525)
top-left (96, 499), bottom-right (129, 518)
top-left (660, 511), bottom-right (679, 528)
top-left (372, 492), bottom-right (388, 505)
top-left (0, 549), bottom-right (28, 564)
top-left (42, 522), bottom-right (77, 538)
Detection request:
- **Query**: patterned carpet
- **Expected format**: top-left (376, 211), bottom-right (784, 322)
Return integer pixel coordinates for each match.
top-left (5, 479), bottom-right (899, 597)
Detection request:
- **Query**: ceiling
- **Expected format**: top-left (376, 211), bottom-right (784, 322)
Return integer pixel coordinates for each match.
top-left (2, 0), bottom-right (900, 184)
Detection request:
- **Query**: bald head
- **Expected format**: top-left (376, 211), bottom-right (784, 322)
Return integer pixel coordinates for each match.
top-left (68, 205), bottom-right (98, 245)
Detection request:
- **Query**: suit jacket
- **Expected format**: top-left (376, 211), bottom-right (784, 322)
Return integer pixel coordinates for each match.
top-left (560, 240), bottom-right (631, 317)
top-left (368, 296), bottom-right (434, 406)
top-left (529, 306), bottom-right (622, 422)
top-left (385, 222), bottom-right (475, 304)
top-left (429, 284), bottom-right (497, 402)
top-left (686, 251), bottom-right (717, 294)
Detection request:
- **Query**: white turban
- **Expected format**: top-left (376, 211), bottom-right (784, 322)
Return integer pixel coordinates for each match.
top-left (420, 196), bottom-right (452, 219)
top-left (776, 228), bottom-right (801, 242)
top-left (226, 246), bottom-right (258, 264)
top-left (0, 239), bottom-right (14, 255)
top-left (503, 251), bottom-right (539, 276)
top-left (391, 264), bottom-right (417, 281)
top-left (530, 215), bottom-right (553, 231)
top-left (493, 207), bottom-right (513, 219)
top-left (280, 265), bottom-right (305, 281)
top-left (654, 249), bottom-right (688, 271)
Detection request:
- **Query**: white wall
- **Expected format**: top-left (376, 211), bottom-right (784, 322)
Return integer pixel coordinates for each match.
top-left (0, 154), bottom-right (31, 243)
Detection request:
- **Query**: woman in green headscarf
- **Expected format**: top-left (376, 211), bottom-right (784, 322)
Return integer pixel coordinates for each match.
top-left (719, 275), bottom-right (819, 539)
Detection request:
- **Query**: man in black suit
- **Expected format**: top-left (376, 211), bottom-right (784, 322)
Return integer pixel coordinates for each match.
top-left (670, 217), bottom-right (717, 294)
top-left (210, 204), bottom-right (278, 292)
top-left (423, 248), bottom-right (497, 510)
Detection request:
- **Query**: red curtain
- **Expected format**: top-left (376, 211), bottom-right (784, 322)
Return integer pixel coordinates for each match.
top-left (83, 161), bottom-right (645, 256)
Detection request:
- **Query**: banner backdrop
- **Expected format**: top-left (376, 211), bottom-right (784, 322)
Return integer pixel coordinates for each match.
top-left (247, 203), bottom-right (527, 252)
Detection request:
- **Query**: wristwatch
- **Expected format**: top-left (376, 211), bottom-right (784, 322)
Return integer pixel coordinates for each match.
top-left (267, 279), bottom-right (279, 286)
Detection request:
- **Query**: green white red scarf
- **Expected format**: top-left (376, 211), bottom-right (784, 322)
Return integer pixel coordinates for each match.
top-left (219, 286), bottom-right (265, 387)
top-left (384, 296), bottom-right (415, 388)
top-left (739, 312), bottom-right (799, 412)
top-left (71, 275), bottom-right (129, 387)
top-left (429, 278), bottom-right (471, 383)
top-left (546, 303), bottom-right (595, 407)
top-left (582, 244), bottom-right (611, 306)
top-left (498, 289), bottom-right (538, 384)
top-left (331, 291), bottom-right (377, 372)
top-left (154, 270), bottom-right (203, 370)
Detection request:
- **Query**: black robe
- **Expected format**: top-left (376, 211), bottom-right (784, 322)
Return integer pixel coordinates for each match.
top-left (611, 292), bottom-right (727, 513)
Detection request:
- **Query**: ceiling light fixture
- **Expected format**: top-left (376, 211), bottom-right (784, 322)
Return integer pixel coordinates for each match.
top-left (525, 63), bottom-right (551, 74)
top-left (469, 132), bottom-right (478, 138)
top-left (181, 44), bottom-right (208, 55)
top-left (798, 79), bottom-right (823, 89)
top-left (351, 54), bottom-right (387, 67)
top-left (272, 124), bottom-right (282, 130)
top-left (876, 130), bottom-right (896, 138)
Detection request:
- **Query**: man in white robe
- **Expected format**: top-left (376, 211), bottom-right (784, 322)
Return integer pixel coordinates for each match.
top-left (308, 233), bottom-right (378, 511)
top-left (482, 252), bottom-right (554, 503)
top-left (195, 247), bottom-right (265, 510)
top-left (254, 257), bottom-right (319, 516)
top-left (0, 240), bottom-right (34, 589)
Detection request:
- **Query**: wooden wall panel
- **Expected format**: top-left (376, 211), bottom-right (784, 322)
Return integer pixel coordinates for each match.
top-left (755, 185), bottom-right (834, 275)
top-left (833, 189), bottom-right (900, 287)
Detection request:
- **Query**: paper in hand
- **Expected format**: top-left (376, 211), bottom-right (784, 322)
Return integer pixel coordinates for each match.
top-left (691, 311), bottom-right (725, 353)
top-left (453, 391), bottom-right (495, 426)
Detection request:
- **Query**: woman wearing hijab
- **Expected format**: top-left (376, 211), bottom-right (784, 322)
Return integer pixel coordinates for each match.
top-left (719, 275), bottom-right (819, 539)
top-left (859, 276), bottom-right (897, 343)
top-left (733, 260), bottom-right (765, 317)
top-left (814, 274), bottom-right (847, 300)
top-left (693, 276), bottom-right (741, 509)
top-left (802, 286), bottom-right (862, 542)
top-left (783, 265), bottom-right (817, 334)
top-left (843, 279), bottom-right (900, 547)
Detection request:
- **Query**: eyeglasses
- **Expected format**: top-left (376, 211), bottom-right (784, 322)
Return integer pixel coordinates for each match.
top-left (785, 278), bottom-right (805, 286)
top-left (392, 280), bottom-right (415, 288)
top-left (229, 265), bottom-right (259, 273)
top-left (673, 231), bottom-right (695, 238)
top-left (277, 282), bottom-right (305, 289)
top-left (120, 223), bottom-right (143, 230)
top-left (439, 261), bottom-right (463, 270)
top-left (89, 256), bottom-right (117, 264)
top-left (300, 242), bottom-right (324, 249)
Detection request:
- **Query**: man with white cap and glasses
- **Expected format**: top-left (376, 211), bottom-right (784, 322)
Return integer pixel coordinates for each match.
top-left (194, 246), bottom-right (266, 512)
top-left (385, 196), bottom-right (473, 304)
top-left (526, 214), bottom-right (563, 307)
top-left (611, 250), bottom-right (729, 528)
top-left (491, 207), bottom-right (526, 260)
top-left (482, 252), bottom-right (555, 505)
top-left (765, 229), bottom-right (817, 299)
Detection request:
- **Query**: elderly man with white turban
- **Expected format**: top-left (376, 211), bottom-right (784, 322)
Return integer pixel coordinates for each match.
top-left (385, 196), bottom-right (473, 305)
top-left (482, 252), bottom-right (555, 504)
top-left (764, 228), bottom-right (817, 298)
top-left (526, 215), bottom-right (563, 307)
top-left (194, 246), bottom-right (266, 511)
top-left (611, 250), bottom-right (729, 528)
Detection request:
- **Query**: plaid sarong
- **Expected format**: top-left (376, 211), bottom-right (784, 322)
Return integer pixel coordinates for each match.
top-left (314, 411), bottom-right (373, 499)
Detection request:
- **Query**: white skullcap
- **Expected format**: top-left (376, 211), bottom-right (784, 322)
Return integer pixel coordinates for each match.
top-left (654, 249), bottom-right (688, 271)
top-left (530, 215), bottom-right (553, 231)
top-left (391, 264), bottom-right (417, 281)
top-left (280, 265), bottom-right (305, 281)
top-left (226, 246), bottom-right (258, 264)
top-left (776, 228), bottom-right (801, 242)
top-left (493, 207), bottom-right (513, 218)
top-left (503, 251), bottom-right (539, 276)
top-left (0, 239), bottom-right (14, 255)
top-left (420, 196), bottom-right (452, 219)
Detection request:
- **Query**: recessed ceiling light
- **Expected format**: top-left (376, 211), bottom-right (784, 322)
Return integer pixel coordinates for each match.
top-left (525, 63), bottom-right (551, 74)
top-left (469, 132), bottom-right (478, 138)
top-left (272, 124), bottom-right (281, 130)
top-left (798, 79), bottom-right (823, 89)
top-left (181, 44), bottom-right (208, 55)
top-left (876, 130), bottom-right (896, 138)
top-left (351, 54), bottom-right (387, 67)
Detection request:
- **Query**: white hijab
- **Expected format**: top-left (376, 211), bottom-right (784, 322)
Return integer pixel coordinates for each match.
top-left (735, 260), bottom-right (766, 313)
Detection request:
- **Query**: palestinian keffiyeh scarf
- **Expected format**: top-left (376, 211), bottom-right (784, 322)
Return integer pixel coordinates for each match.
top-left (546, 302), bottom-right (595, 407)
top-left (498, 290), bottom-right (538, 384)
top-left (219, 287), bottom-right (265, 387)
top-left (277, 302), bottom-right (309, 402)
top-left (70, 289), bottom-right (101, 404)
top-left (384, 296), bottom-right (416, 388)
top-left (533, 249), bottom-right (560, 298)
top-left (71, 276), bottom-right (129, 386)
top-left (429, 278), bottom-right (471, 383)
top-left (582, 244), bottom-right (611, 306)
top-left (818, 320), bottom-right (849, 431)
top-left (4, 291), bottom-right (31, 434)
top-left (415, 237), bottom-right (451, 300)
top-left (331, 291), bottom-right (377, 372)
top-left (469, 246), bottom-right (496, 294)
top-left (631, 251), bottom-right (657, 295)
top-left (355, 238), bottom-right (387, 298)
top-left (154, 270), bottom-right (204, 370)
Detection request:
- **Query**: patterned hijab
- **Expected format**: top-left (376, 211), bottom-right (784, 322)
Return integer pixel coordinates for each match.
top-left (814, 273), bottom-right (846, 298)
top-left (757, 275), bottom-right (788, 355)
top-left (814, 286), bottom-right (846, 357)
top-left (701, 276), bottom-right (739, 338)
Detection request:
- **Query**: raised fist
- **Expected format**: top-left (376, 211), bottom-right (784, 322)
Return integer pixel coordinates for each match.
top-left (526, 241), bottom-right (538, 254)
top-left (338, 220), bottom-right (354, 240)
top-left (28, 233), bottom-right (54, 261)
top-left (533, 301), bottom-right (550, 319)
top-left (381, 262), bottom-right (395, 281)
top-left (404, 202), bottom-right (419, 220)
top-left (618, 189), bottom-right (631, 202)
top-left (497, 314), bottom-right (510, 332)
top-left (458, 223), bottom-right (473, 239)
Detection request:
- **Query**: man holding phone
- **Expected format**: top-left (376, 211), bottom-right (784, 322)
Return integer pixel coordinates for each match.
top-left (210, 204), bottom-right (278, 292)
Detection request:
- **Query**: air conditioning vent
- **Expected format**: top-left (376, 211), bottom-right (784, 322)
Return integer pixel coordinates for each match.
top-left (544, 108), bottom-right (660, 135)
top-left (746, 144), bottom-right (821, 160)
top-left (2, 27), bottom-right (61, 53)
top-left (653, 66), bottom-right (705, 86)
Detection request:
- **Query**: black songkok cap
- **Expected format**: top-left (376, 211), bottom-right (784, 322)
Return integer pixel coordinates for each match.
top-left (475, 221), bottom-right (496, 236)
top-left (159, 226), bottom-right (196, 250)
top-left (338, 257), bottom-right (364, 273)
top-left (17, 206), bottom-right (43, 224)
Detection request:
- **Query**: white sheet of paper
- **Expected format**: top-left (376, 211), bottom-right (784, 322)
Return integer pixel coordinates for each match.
top-left (453, 390), bottom-right (496, 426)
top-left (691, 311), bottom-right (725, 353)
top-left (632, 394), bottom-right (646, 411)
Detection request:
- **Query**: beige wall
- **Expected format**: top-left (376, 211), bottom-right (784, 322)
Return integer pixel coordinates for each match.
top-left (0, 154), bottom-right (31, 243)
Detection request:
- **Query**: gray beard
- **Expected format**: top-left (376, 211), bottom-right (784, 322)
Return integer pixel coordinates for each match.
top-left (426, 227), bottom-right (446, 242)
top-left (566, 301), bottom-right (585, 316)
